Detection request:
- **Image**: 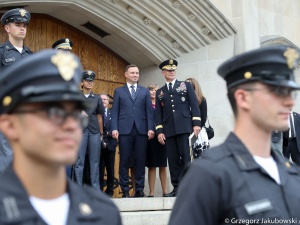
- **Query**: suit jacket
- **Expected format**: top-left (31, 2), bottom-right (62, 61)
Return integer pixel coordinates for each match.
top-left (111, 84), bottom-right (154, 135)
top-left (103, 108), bottom-right (118, 151)
top-left (155, 80), bottom-right (201, 138)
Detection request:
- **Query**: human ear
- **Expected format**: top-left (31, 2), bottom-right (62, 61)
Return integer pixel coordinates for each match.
top-left (0, 114), bottom-right (19, 141)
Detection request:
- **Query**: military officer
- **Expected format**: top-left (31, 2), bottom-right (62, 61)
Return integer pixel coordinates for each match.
top-left (155, 59), bottom-right (201, 197)
top-left (52, 38), bottom-right (73, 53)
top-left (0, 50), bottom-right (122, 225)
top-left (0, 8), bottom-right (33, 175)
top-left (169, 45), bottom-right (300, 225)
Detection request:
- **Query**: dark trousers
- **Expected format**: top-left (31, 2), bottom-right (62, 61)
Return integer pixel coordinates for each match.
top-left (75, 128), bottom-right (101, 190)
top-left (165, 133), bottom-right (191, 191)
top-left (100, 147), bottom-right (116, 196)
top-left (283, 138), bottom-right (300, 166)
top-left (119, 124), bottom-right (148, 192)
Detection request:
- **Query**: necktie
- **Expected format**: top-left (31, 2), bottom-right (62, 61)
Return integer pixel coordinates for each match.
top-left (168, 82), bottom-right (173, 93)
top-left (130, 85), bottom-right (136, 100)
top-left (104, 109), bottom-right (107, 123)
top-left (290, 113), bottom-right (296, 137)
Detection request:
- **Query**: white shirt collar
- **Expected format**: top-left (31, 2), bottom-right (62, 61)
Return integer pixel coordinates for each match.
top-left (127, 83), bottom-right (137, 90)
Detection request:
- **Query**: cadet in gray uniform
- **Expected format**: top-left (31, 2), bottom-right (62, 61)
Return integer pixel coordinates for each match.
top-left (0, 50), bottom-right (122, 225)
top-left (0, 8), bottom-right (33, 174)
top-left (169, 45), bottom-right (300, 225)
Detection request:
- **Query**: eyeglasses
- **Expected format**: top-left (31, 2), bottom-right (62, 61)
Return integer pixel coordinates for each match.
top-left (243, 86), bottom-right (297, 99)
top-left (13, 106), bottom-right (88, 128)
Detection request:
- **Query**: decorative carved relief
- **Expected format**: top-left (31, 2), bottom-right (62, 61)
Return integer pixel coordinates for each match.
top-left (188, 13), bottom-right (196, 21)
top-left (172, 41), bottom-right (180, 49)
top-left (201, 27), bottom-right (211, 35)
top-left (127, 6), bottom-right (136, 14)
top-left (144, 18), bottom-right (151, 25)
top-left (158, 29), bottom-right (167, 37)
top-left (173, 1), bottom-right (181, 8)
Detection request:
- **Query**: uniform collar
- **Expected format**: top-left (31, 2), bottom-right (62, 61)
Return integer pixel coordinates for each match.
top-left (4, 40), bottom-right (31, 53)
top-left (224, 132), bottom-right (298, 175)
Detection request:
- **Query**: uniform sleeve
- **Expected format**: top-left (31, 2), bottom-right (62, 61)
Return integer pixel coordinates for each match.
top-left (200, 98), bottom-right (207, 127)
top-left (154, 89), bottom-right (163, 134)
top-left (186, 82), bottom-right (201, 127)
top-left (169, 160), bottom-right (222, 225)
top-left (111, 88), bottom-right (120, 131)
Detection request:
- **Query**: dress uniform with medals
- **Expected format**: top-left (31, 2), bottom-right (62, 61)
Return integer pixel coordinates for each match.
top-left (0, 8), bottom-right (33, 175)
top-left (0, 8), bottom-right (33, 71)
top-left (169, 46), bottom-right (300, 225)
top-left (0, 50), bottom-right (122, 225)
top-left (155, 59), bottom-right (201, 196)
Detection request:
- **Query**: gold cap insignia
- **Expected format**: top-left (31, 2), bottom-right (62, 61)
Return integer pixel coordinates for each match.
top-left (244, 71), bottom-right (252, 79)
top-left (79, 203), bottom-right (92, 216)
top-left (65, 38), bottom-right (70, 43)
top-left (3, 96), bottom-right (12, 107)
top-left (19, 9), bottom-right (26, 17)
top-left (285, 161), bottom-right (291, 168)
top-left (51, 52), bottom-right (78, 81)
top-left (169, 59), bottom-right (173, 65)
top-left (283, 47), bottom-right (299, 69)
top-left (87, 70), bottom-right (92, 76)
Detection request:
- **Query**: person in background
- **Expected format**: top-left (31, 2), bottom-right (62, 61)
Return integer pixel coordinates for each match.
top-left (99, 94), bottom-right (118, 197)
top-left (112, 64), bottom-right (155, 198)
top-left (74, 70), bottom-right (104, 190)
top-left (282, 109), bottom-right (300, 166)
top-left (0, 50), bottom-right (122, 225)
top-left (169, 45), bottom-right (300, 225)
top-left (146, 83), bottom-right (168, 197)
top-left (185, 78), bottom-right (207, 128)
top-left (271, 130), bottom-right (283, 155)
top-left (52, 37), bottom-right (74, 179)
top-left (52, 38), bottom-right (73, 54)
top-left (0, 8), bottom-right (33, 175)
top-left (155, 59), bottom-right (201, 197)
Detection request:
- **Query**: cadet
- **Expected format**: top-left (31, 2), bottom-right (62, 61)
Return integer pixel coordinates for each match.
top-left (169, 45), bottom-right (300, 225)
top-left (155, 59), bottom-right (201, 197)
top-left (0, 8), bottom-right (33, 174)
top-left (52, 38), bottom-right (73, 53)
top-left (74, 70), bottom-right (104, 190)
top-left (0, 50), bottom-right (122, 225)
top-left (0, 8), bottom-right (33, 70)
top-left (52, 37), bottom-right (74, 179)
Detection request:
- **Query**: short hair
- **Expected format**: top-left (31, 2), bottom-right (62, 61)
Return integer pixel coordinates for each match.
top-left (227, 82), bottom-right (256, 117)
top-left (148, 83), bottom-right (159, 90)
top-left (125, 64), bottom-right (138, 72)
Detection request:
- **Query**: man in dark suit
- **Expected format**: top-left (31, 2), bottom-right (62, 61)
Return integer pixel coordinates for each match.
top-left (283, 110), bottom-right (300, 166)
top-left (112, 64), bottom-right (155, 197)
top-left (99, 94), bottom-right (118, 197)
top-left (155, 59), bottom-right (201, 197)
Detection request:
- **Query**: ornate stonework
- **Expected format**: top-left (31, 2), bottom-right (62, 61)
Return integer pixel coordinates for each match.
top-left (127, 6), bottom-right (136, 14)
top-left (172, 41), bottom-right (180, 49)
top-left (158, 29), bottom-right (167, 37)
top-left (201, 27), bottom-right (211, 35)
top-left (110, 0), bottom-right (119, 4)
top-left (144, 18), bottom-right (151, 25)
top-left (188, 13), bottom-right (196, 21)
top-left (173, 1), bottom-right (181, 8)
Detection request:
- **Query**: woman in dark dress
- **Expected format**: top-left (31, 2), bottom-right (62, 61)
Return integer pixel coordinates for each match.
top-left (146, 84), bottom-right (168, 197)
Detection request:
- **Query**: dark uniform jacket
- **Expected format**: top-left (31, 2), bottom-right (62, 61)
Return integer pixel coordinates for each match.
top-left (0, 166), bottom-right (122, 225)
top-left (103, 108), bottom-right (118, 151)
top-left (155, 80), bottom-right (201, 137)
top-left (83, 92), bottom-right (105, 134)
top-left (169, 132), bottom-right (300, 225)
top-left (0, 40), bottom-right (33, 71)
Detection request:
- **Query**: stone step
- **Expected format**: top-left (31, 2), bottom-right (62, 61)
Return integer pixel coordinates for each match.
top-left (113, 197), bottom-right (176, 225)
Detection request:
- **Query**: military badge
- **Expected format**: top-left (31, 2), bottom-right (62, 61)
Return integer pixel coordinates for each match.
top-left (51, 52), bottom-right (78, 81)
top-left (176, 82), bottom-right (187, 92)
top-left (181, 97), bottom-right (185, 102)
top-left (283, 47), bottom-right (299, 69)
